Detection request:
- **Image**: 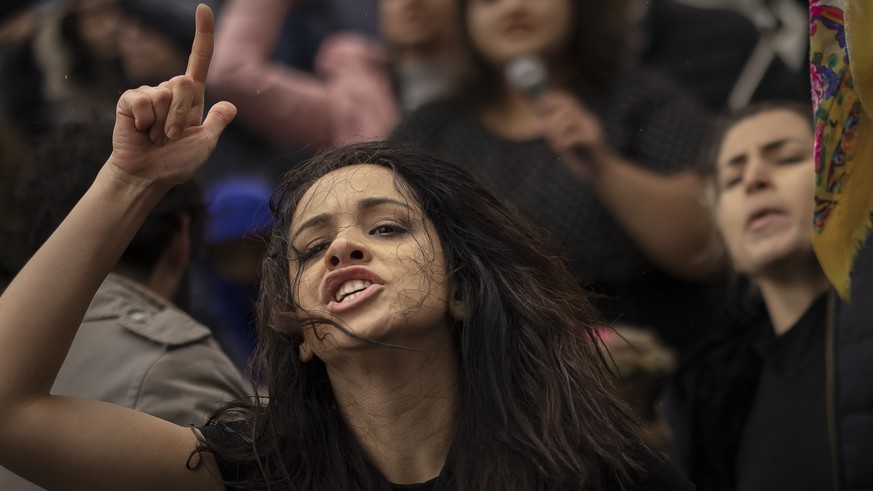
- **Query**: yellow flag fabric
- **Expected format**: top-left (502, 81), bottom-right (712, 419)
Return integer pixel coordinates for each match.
top-left (810, 0), bottom-right (873, 300)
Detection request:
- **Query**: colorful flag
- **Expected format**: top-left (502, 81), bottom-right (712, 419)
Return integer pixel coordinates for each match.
top-left (810, 0), bottom-right (873, 300)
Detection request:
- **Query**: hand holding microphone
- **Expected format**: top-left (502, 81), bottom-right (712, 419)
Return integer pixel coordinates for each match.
top-left (505, 55), bottom-right (607, 180)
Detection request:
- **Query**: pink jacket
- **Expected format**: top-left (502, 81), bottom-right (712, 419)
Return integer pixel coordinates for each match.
top-left (208, 0), bottom-right (399, 150)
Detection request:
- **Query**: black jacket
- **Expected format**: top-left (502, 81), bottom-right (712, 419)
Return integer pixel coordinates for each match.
top-left (667, 236), bottom-right (873, 491)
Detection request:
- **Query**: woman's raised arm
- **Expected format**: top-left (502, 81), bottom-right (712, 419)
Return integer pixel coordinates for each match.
top-left (0, 5), bottom-right (234, 490)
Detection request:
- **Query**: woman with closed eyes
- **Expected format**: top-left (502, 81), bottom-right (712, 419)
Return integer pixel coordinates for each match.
top-left (668, 101), bottom-right (838, 491)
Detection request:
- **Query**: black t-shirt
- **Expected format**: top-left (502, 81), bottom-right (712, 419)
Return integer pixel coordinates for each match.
top-left (734, 294), bottom-right (834, 491)
top-left (385, 477), bottom-right (440, 491)
top-left (201, 423), bottom-right (694, 490)
top-left (380, 471), bottom-right (447, 491)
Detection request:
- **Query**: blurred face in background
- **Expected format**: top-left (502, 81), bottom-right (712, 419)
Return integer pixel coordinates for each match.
top-left (75, 0), bottom-right (121, 61)
top-left (379, 0), bottom-right (458, 55)
top-left (715, 109), bottom-right (816, 277)
top-left (118, 17), bottom-right (186, 85)
top-left (466, 0), bottom-right (573, 68)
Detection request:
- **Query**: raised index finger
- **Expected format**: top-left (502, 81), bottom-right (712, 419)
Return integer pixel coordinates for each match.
top-left (185, 3), bottom-right (214, 83)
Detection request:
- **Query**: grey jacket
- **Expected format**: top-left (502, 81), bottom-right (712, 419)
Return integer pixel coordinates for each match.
top-left (0, 274), bottom-right (248, 490)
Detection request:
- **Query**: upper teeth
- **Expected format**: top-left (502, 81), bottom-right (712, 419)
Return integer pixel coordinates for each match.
top-left (335, 279), bottom-right (372, 302)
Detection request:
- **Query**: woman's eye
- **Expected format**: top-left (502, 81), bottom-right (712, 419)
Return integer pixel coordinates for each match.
top-left (779, 155), bottom-right (806, 165)
top-left (371, 223), bottom-right (406, 235)
top-left (298, 241), bottom-right (329, 262)
top-left (722, 175), bottom-right (742, 190)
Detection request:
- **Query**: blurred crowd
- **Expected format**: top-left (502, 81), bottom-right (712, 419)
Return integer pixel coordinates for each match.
top-left (5, 0), bottom-right (866, 490)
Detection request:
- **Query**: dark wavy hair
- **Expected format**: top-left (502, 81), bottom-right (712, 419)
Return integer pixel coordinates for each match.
top-left (456, 0), bottom-right (632, 104)
top-left (0, 119), bottom-right (204, 286)
top-left (198, 141), bottom-right (654, 490)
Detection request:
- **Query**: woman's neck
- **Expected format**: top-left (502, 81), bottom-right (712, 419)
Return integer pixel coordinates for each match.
top-left (326, 343), bottom-right (459, 484)
top-left (479, 86), bottom-right (542, 140)
top-left (756, 257), bottom-right (830, 335)
top-left (394, 44), bottom-right (440, 65)
top-left (393, 33), bottom-right (459, 65)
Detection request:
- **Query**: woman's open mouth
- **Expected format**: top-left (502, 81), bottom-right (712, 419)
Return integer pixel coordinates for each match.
top-left (327, 280), bottom-right (384, 313)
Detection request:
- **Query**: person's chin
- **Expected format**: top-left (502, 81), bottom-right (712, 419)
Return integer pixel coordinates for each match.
top-left (328, 314), bottom-right (395, 344)
top-left (748, 242), bottom-right (807, 273)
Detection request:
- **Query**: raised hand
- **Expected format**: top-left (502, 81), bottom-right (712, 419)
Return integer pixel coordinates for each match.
top-left (0, 7), bottom-right (239, 490)
top-left (107, 4), bottom-right (236, 189)
top-left (536, 90), bottom-right (606, 180)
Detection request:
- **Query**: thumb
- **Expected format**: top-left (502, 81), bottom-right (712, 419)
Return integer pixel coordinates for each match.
top-left (201, 101), bottom-right (237, 141)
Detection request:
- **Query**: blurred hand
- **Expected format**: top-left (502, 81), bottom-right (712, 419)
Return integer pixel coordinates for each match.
top-left (0, 9), bottom-right (40, 46)
top-left (536, 90), bottom-right (606, 180)
top-left (107, 4), bottom-right (236, 189)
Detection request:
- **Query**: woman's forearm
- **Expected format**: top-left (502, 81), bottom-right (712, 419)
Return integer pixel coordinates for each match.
top-left (209, 0), bottom-right (331, 147)
top-left (590, 150), bottom-right (723, 280)
top-left (0, 8), bottom-right (233, 489)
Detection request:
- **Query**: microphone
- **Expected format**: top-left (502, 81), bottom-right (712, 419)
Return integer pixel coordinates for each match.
top-left (505, 54), bottom-right (595, 167)
top-left (505, 55), bottom-right (547, 101)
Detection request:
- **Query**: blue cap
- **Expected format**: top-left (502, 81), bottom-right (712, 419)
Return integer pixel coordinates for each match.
top-left (204, 176), bottom-right (275, 244)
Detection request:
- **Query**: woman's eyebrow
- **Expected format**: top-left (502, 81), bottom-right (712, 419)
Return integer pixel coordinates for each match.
top-left (292, 197), bottom-right (413, 237)
top-left (725, 152), bottom-right (747, 168)
top-left (724, 137), bottom-right (808, 168)
top-left (357, 196), bottom-right (412, 212)
top-left (292, 213), bottom-right (331, 238)
top-left (761, 137), bottom-right (808, 155)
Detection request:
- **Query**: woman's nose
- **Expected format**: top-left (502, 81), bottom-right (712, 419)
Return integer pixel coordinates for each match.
top-left (324, 236), bottom-right (372, 269)
top-left (743, 160), bottom-right (772, 194)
